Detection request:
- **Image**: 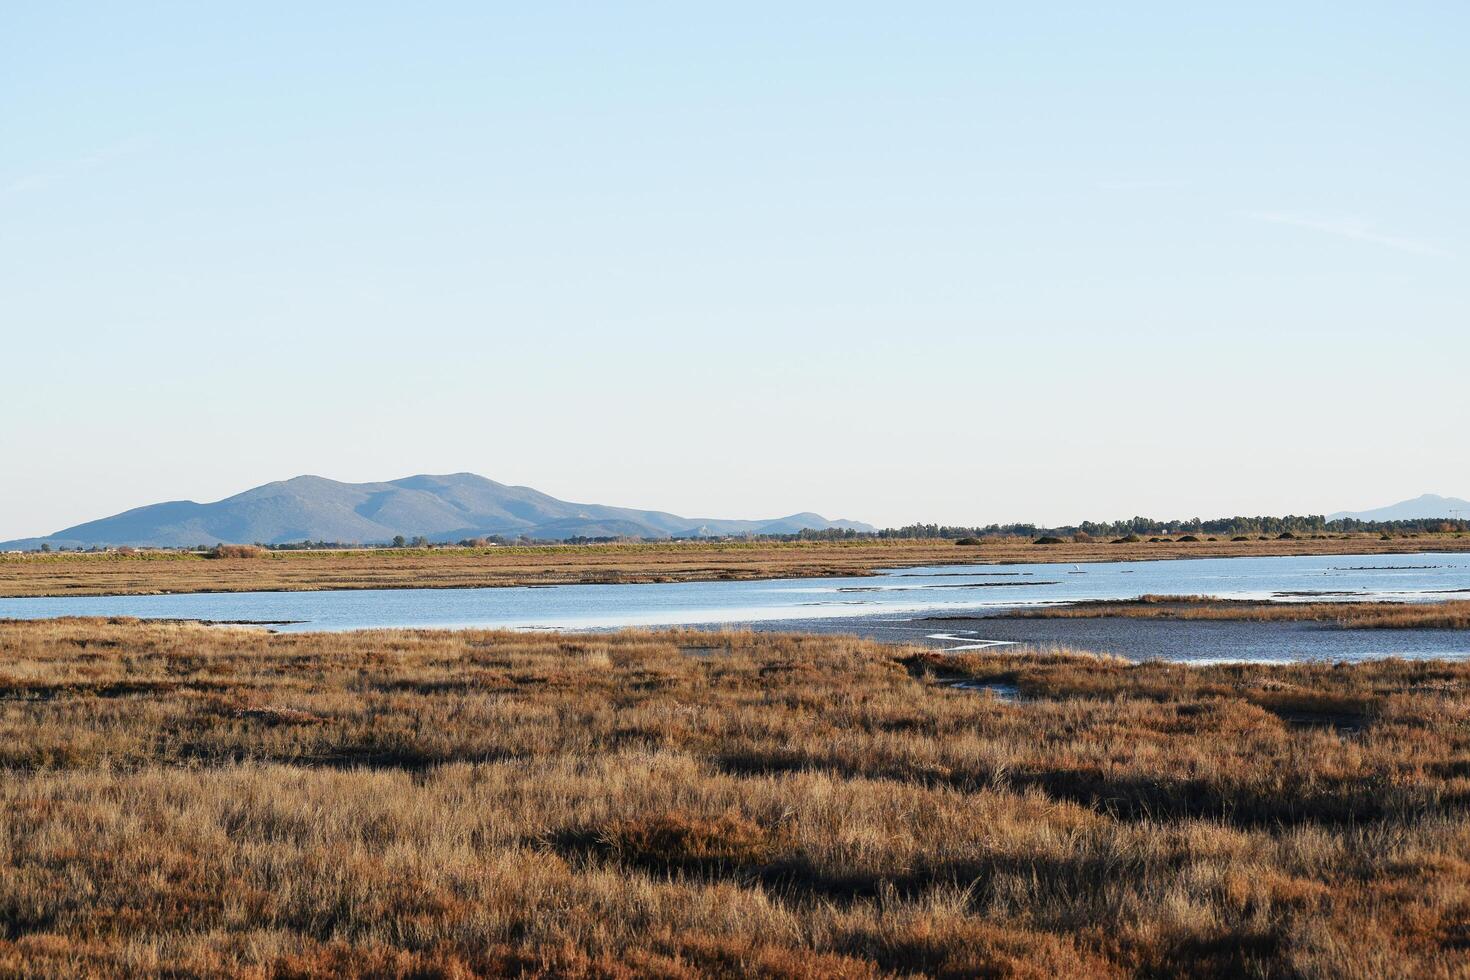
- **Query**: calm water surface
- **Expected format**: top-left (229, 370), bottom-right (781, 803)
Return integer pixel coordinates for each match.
top-left (2, 553), bottom-right (1469, 663)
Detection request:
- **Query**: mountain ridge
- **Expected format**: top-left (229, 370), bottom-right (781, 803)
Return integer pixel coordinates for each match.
top-left (1328, 493), bottom-right (1470, 523)
top-left (0, 473), bottom-right (872, 549)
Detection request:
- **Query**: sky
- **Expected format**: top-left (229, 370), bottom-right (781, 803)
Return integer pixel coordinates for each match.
top-left (3, 2), bottom-right (1467, 538)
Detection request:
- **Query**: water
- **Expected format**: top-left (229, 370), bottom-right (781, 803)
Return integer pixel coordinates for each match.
top-left (817, 615), bottom-right (1470, 664)
top-left (2, 553), bottom-right (1467, 647)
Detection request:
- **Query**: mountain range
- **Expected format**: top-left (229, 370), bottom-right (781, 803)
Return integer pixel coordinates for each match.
top-left (0, 474), bottom-right (874, 549)
top-left (1327, 493), bottom-right (1470, 523)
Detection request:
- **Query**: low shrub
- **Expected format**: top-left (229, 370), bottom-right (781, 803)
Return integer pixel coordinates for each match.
top-left (955, 537), bottom-right (983, 546)
top-left (205, 544), bottom-right (268, 559)
top-left (1111, 534), bottom-right (1143, 544)
top-left (1033, 536), bottom-right (1066, 545)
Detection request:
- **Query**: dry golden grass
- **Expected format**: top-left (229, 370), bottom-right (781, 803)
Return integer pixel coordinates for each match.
top-left (3, 534), bottom-right (1468, 598)
top-left (205, 544), bottom-right (270, 559)
top-left (1003, 595), bottom-right (1470, 629)
top-left (1, 618), bottom-right (1469, 977)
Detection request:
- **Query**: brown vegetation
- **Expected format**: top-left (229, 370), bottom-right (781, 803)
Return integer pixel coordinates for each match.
top-left (3, 534), bottom-right (1469, 598)
top-left (205, 544), bottom-right (269, 559)
top-left (1, 618), bottom-right (1469, 976)
top-left (1002, 595), bottom-right (1470, 629)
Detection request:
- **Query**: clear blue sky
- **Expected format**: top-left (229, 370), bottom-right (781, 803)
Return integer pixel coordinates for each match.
top-left (3, 3), bottom-right (1467, 538)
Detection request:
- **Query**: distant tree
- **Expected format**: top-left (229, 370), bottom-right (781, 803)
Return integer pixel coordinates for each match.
top-left (39, 543), bottom-right (51, 553)
top-left (392, 535), bottom-right (407, 548)
top-left (411, 536), bottom-right (429, 548)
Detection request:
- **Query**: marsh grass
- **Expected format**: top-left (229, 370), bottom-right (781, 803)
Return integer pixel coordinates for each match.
top-left (4, 534), bottom-right (1468, 598)
top-left (1, 618), bottom-right (1468, 976)
top-left (1003, 595), bottom-right (1470, 629)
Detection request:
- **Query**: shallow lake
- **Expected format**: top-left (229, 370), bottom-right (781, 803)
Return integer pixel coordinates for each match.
top-left (2, 552), bottom-right (1469, 661)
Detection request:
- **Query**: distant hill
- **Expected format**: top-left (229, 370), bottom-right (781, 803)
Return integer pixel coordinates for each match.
top-left (0, 473), bottom-right (873, 549)
top-left (1328, 493), bottom-right (1470, 522)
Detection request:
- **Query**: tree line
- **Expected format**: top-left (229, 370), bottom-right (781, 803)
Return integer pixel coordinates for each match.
top-left (779, 515), bottom-right (1469, 542)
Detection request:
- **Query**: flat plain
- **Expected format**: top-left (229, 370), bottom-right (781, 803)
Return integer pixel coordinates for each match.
top-left (4, 534), bottom-right (1470, 597)
top-left (1, 617), bottom-right (1468, 977)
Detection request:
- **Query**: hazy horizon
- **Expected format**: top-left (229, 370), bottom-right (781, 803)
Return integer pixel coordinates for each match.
top-left (5, 4), bottom-right (1467, 540)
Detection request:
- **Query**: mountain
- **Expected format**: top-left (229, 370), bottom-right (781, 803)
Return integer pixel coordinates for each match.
top-left (1328, 493), bottom-right (1470, 522)
top-left (0, 474), bottom-right (874, 549)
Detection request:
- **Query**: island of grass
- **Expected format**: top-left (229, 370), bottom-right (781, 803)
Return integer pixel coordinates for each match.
top-left (3, 532), bottom-right (1470, 597)
top-left (1, 618), bottom-right (1468, 975)
top-left (995, 595), bottom-right (1470, 629)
